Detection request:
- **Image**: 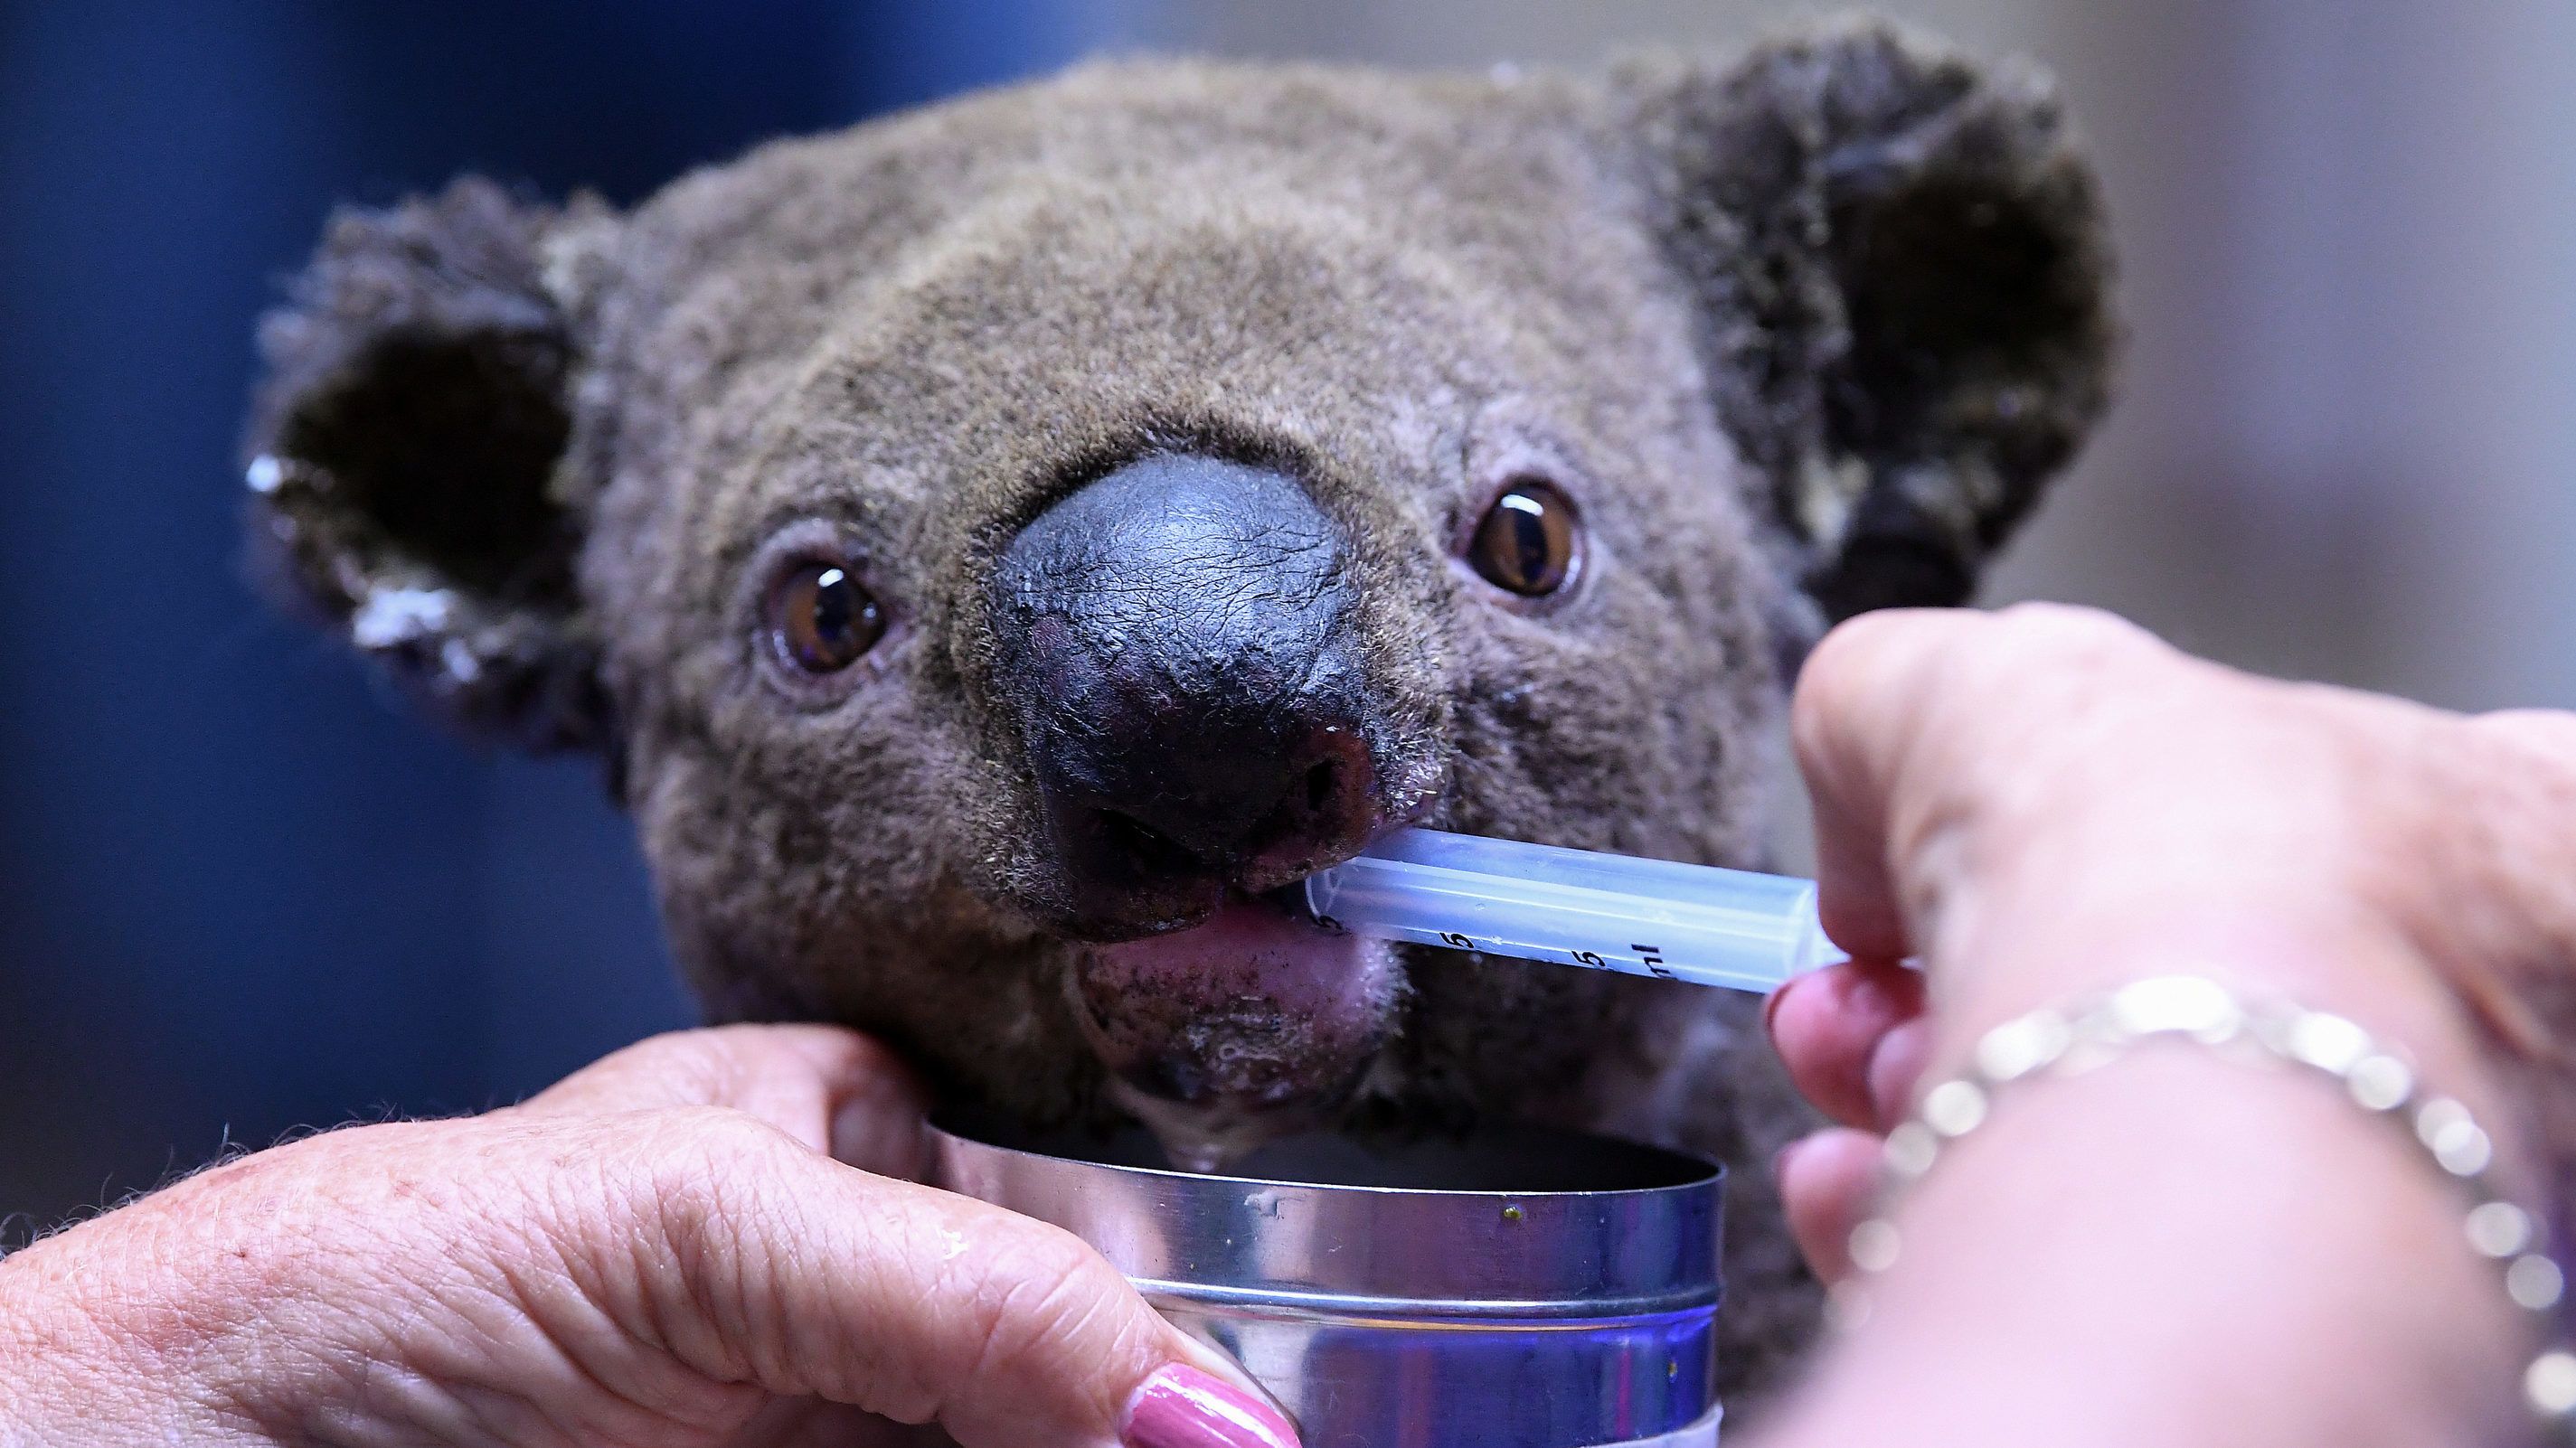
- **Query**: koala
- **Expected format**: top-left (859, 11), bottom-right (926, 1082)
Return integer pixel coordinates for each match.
top-left (244, 20), bottom-right (2112, 1403)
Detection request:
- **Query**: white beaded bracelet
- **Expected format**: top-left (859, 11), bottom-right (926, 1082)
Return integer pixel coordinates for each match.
top-left (1838, 973), bottom-right (2574, 1436)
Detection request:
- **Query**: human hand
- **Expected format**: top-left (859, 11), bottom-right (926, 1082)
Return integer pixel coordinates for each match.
top-left (1758, 604), bottom-right (2576, 1445)
top-left (0, 1026), bottom-right (1299, 1448)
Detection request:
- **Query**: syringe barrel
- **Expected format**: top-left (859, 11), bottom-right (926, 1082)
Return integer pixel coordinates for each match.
top-left (1304, 828), bottom-right (1837, 994)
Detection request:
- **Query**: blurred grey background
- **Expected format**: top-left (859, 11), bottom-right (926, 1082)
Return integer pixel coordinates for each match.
top-left (3, 1), bottom-right (2568, 1233)
top-left (1111, 0), bottom-right (2576, 710)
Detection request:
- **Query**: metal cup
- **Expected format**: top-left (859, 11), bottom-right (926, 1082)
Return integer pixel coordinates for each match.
top-left (926, 1110), bottom-right (1725, 1447)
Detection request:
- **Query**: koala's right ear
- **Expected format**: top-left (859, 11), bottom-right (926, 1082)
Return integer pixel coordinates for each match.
top-left (245, 177), bottom-right (618, 752)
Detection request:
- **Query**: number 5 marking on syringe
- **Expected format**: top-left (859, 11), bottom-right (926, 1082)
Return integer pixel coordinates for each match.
top-left (1439, 932), bottom-right (1476, 951)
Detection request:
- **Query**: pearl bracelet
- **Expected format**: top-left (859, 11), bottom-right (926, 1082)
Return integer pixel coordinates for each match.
top-left (1838, 973), bottom-right (2575, 1436)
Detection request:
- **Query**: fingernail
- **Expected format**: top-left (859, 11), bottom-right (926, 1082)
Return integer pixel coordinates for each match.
top-left (1761, 975), bottom-right (1800, 1037)
top-left (1865, 1018), bottom-right (1933, 1129)
top-left (1123, 1363), bottom-right (1301, 1448)
top-left (1771, 1137), bottom-right (1804, 1183)
top-left (829, 1095), bottom-right (926, 1180)
top-left (1835, 962), bottom-right (1895, 1024)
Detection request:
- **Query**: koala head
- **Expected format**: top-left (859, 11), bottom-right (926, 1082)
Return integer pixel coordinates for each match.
top-left (248, 24), bottom-right (2109, 1182)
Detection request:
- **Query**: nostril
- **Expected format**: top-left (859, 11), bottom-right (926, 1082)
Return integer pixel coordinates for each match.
top-left (1303, 759), bottom-right (1335, 813)
top-left (1233, 739), bottom-right (1378, 890)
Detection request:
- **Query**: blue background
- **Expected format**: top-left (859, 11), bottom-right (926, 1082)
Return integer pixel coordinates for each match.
top-left (0, 0), bottom-right (1083, 1236)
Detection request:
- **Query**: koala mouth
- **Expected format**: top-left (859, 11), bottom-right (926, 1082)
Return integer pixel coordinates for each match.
top-left (1069, 889), bottom-right (1401, 1171)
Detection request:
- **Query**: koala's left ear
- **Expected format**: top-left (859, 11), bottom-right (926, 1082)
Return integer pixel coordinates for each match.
top-left (244, 177), bottom-right (619, 752)
top-left (1614, 21), bottom-right (2117, 621)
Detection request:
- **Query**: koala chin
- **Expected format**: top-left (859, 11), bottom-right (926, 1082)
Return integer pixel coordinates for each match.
top-left (243, 18), bottom-right (2113, 1398)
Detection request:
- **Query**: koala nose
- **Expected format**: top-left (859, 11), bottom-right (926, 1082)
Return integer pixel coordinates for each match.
top-left (990, 454), bottom-right (1382, 933)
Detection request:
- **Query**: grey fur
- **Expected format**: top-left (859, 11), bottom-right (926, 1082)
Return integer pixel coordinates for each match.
top-left (243, 19), bottom-right (2113, 1410)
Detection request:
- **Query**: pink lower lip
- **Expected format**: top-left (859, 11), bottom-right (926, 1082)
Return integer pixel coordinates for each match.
top-left (1071, 895), bottom-right (1401, 1171)
top-left (1094, 895), bottom-right (1377, 1012)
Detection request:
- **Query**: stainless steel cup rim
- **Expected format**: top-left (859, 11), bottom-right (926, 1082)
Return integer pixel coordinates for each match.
top-left (925, 1110), bottom-right (1726, 1319)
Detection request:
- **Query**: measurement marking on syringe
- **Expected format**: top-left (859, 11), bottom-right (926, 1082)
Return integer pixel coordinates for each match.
top-left (1305, 827), bottom-right (1832, 994)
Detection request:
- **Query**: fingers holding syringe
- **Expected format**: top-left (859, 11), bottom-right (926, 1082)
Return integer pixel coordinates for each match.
top-left (1765, 960), bottom-right (1926, 1131)
top-left (1792, 604), bottom-right (2182, 973)
top-left (1774, 1128), bottom-right (1885, 1283)
top-left (1789, 609), bottom-right (1960, 964)
top-left (1765, 960), bottom-right (1931, 1283)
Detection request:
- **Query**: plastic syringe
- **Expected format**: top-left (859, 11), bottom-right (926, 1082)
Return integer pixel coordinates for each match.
top-left (1301, 828), bottom-right (1847, 993)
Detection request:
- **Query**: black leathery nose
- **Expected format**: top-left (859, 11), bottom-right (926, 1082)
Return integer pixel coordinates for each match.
top-left (989, 454), bottom-right (1382, 934)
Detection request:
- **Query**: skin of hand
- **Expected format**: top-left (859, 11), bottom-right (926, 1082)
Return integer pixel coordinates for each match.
top-left (0, 1026), bottom-right (1300, 1448)
top-left (1756, 602), bottom-right (2576, 1448)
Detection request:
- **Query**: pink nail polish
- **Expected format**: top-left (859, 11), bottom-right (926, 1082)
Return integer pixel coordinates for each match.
top-left (1122, 1362), bottom-right (1301, 1448)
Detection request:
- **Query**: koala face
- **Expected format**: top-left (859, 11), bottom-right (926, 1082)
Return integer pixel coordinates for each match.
top-left (248, 21), bottom-right (2110, 1393)
top-left (566, 64), bottom-right (1829, 1165)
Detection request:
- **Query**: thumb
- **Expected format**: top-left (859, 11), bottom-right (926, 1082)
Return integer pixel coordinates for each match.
top-left (520, 1022), bottom-right (933, 1178)
top-left (565, 1105), bottom-right (1299, 1448)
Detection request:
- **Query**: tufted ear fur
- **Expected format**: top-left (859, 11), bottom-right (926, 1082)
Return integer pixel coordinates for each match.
top-left (244, 176), bottom-right (616, 751)
top-left (1618, 21), bottom-right (2117, 623)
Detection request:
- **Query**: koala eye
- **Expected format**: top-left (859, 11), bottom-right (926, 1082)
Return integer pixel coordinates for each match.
top-left (1467, 480), bottom-right (1580, 597)
top-left (765, 562), bottom-right (885, 674)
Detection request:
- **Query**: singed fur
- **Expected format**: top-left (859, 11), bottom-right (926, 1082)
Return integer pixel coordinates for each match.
top-left (245, 20), bottom-right (2114, 1406)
